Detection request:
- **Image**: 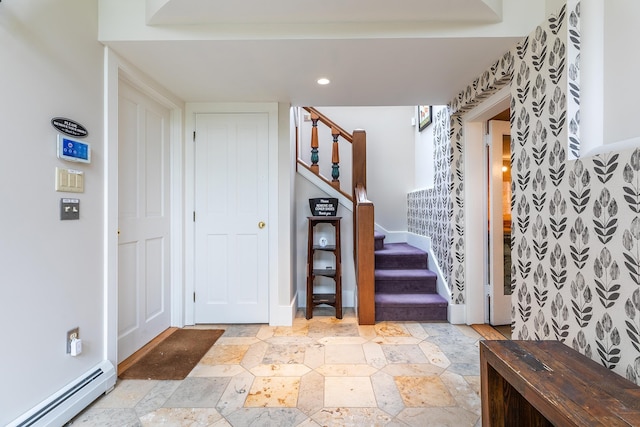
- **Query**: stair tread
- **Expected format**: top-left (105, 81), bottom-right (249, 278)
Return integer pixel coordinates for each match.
top-left (375, 243), bottom-right (428, 269)
top-left (374, 232), bottom-right (385, 250)
top-left (375, 293), bottom-right (448, 305)
top-left (375, 293), bottom-right (447, 304)
top-left (375, 242), bottom-right (426, 256)
top-left (375, 269), bottom-right (436, 280)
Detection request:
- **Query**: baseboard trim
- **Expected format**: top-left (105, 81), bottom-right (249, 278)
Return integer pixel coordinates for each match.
top-left (449, 303), bottom-right (466, 324)
top-left (375, 225), bottom-right (407, 244)
top-left (269, 294), bottom-right (297, 326)
top-left (8, 360), bottom-right (116, 427)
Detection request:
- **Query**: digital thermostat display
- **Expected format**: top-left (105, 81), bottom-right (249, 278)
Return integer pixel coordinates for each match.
top-left (57, 134), bottom-right (91, 163)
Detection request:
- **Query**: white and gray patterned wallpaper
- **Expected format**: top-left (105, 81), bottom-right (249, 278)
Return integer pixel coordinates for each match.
top-left (408, 2), bottom-right (640, 381)
top-left (408, 50), bottom-right (514, 305)
top-left (408, 107), bottom-right (454, 287)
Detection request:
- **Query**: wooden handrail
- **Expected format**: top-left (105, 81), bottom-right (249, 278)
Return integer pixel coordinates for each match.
top-left (298, 107), bottom-right (354, 200)
top-left (297, 160), bottom-right (352, 200)
top-left (303, 107), bottom-right (353, 143)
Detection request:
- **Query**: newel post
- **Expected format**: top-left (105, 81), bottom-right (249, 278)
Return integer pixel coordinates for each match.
top-left (310, 113), bottom-right (319, 173)
top-left (331, 127), bottom-right (340, 190)
top-left (352, 129), bottom-right (367, 190)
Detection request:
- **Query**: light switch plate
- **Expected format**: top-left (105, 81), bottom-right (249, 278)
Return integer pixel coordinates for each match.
top-left (60, 198), bottom-right (80, 220)
top-left (56, 167), bottom-right (84, 193)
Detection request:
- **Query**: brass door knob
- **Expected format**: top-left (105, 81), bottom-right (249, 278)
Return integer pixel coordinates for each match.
top-left (258, 221), bottom-right (266, 229)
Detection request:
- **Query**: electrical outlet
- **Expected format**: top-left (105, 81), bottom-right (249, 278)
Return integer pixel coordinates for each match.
top-left (66, 327), bottom-right (79, 354)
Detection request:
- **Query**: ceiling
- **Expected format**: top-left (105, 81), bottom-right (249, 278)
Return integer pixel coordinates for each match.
top-left (146, 0), bottom-right (503, 25)
top-left (99, 0), bottom-right (545, 106)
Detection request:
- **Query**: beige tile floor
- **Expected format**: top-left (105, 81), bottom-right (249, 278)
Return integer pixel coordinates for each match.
top-left (69, 308), bottom-right (484, 426)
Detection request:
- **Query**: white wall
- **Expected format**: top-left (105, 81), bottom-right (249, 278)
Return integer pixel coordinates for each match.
top-left (604, 1), bottom-right (640, 145)
top-left (300, 106), bottom-right (416, 232)
top-left (414, 106), bottom-right (447, 190)
top-left (546, 0), bottom-right (567, 15)
top-left (294, 106), bottom-right (414, 309)
top-left (294, 176), bottom-right (356, 308)
top-left (0, 1), bottom-right (105, 424)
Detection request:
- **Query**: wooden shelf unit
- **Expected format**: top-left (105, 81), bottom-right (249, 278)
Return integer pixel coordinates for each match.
top-left (306, 216), bottom-right (342, 319)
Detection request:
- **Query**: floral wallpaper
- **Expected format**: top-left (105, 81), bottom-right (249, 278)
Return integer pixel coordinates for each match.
top-left (409, 1), bottom-right (640, 382)
top-left (409, 50), bottom-right (514, 304)
top-left (408, 107), bottom-right (454, 287)
top-left (512, 2), bottom-right (640, 382)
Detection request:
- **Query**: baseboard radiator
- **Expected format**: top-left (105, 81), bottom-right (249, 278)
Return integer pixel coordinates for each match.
top-left (8, 360), bottom-right (116, 427)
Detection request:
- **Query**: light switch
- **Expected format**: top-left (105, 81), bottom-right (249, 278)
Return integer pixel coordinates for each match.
top-left (56, 167), bottom-right (84, 193)
top-left (60, 198), bottom-right (80, 220)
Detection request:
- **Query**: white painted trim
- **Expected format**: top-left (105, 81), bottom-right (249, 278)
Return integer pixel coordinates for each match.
top-left (170, 107), bottom-right (185, 328)
top-left (270, 294), bottom-right (298, 326)
top-left (297, 166), bottom-right (351, 208)
top-left (374, 224), bottom-right (407, 244)
top-left (184, 102), bottom-right (280, 326)
top-left (580, 0), bottom-right (604, 155)
top-left (267, 104), bottom-right (281, 326)
top-left (488, 120), bottom-right (512, 326)
top-left (448, 303), bottom-right (466, 325)
top-left (407, 232), bottom-right (452, 309)
top-left (104, 47), bottom-right (119, 366)
top-left (406, 232), bottom-right (431, 253)
top-left (462, 85), bottom-right (511, 326)
top-left (464, 85), bottom-right (511, 122)
top-left (7, 360), bottom-right (116, 427)
top-left (463, 120), bottom-right (487, 325)
top-left (104, 47), bottom-right (185, 366)
top-left (581, 136), bottom-right (640, 158)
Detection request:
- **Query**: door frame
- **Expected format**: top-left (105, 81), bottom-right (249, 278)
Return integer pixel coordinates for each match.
top-left (104, 48), bottom-right (184, 366)
top-left (463, 86), bottom-right (510, 325)
top-left (184, 103), bottom-right (280, 326)
top-left (488, 120), bottom-right (512, 325)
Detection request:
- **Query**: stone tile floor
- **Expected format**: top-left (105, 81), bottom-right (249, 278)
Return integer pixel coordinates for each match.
top-left (69, 309), bottom-right (483, 426)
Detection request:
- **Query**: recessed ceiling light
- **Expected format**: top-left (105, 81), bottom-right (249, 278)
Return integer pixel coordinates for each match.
top-left (317, 78), bottom-right (330, 85)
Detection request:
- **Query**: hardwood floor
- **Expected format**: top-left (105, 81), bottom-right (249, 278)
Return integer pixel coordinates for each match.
top-left (471, 324), bottom-right (510, 340)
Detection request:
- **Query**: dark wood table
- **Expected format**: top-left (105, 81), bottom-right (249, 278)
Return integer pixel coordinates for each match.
top-left (480, 340), bottom-right (640, 426)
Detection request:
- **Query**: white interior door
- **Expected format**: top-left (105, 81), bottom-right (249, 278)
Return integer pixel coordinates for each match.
top-left (194, 113), bottom-right (269, 323)
top-left (488, 120), bottom-right (511, 325)
top-left (117, 79), bottom-right (172, 362)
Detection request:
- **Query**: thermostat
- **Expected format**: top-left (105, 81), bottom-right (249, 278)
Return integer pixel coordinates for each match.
top-left (57, 134), bottom-right (91, 163)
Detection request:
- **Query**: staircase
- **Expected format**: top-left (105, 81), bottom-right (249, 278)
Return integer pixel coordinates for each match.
top-left (374, 232), bottom-right (448, 321)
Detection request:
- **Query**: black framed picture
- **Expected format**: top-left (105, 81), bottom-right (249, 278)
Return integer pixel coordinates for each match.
top-left (418, 105), bottom-right (432, 132)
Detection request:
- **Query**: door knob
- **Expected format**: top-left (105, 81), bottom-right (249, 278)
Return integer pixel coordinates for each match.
top-left (258, 221), bottom-right (266, 229)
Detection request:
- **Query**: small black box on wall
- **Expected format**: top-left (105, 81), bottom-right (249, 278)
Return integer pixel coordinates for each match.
top-left (309, 198), bottom-right (338, 216)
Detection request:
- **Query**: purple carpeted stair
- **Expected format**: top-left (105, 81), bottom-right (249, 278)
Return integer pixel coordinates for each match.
top-left (374, 233), bottom-right (447, 322)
